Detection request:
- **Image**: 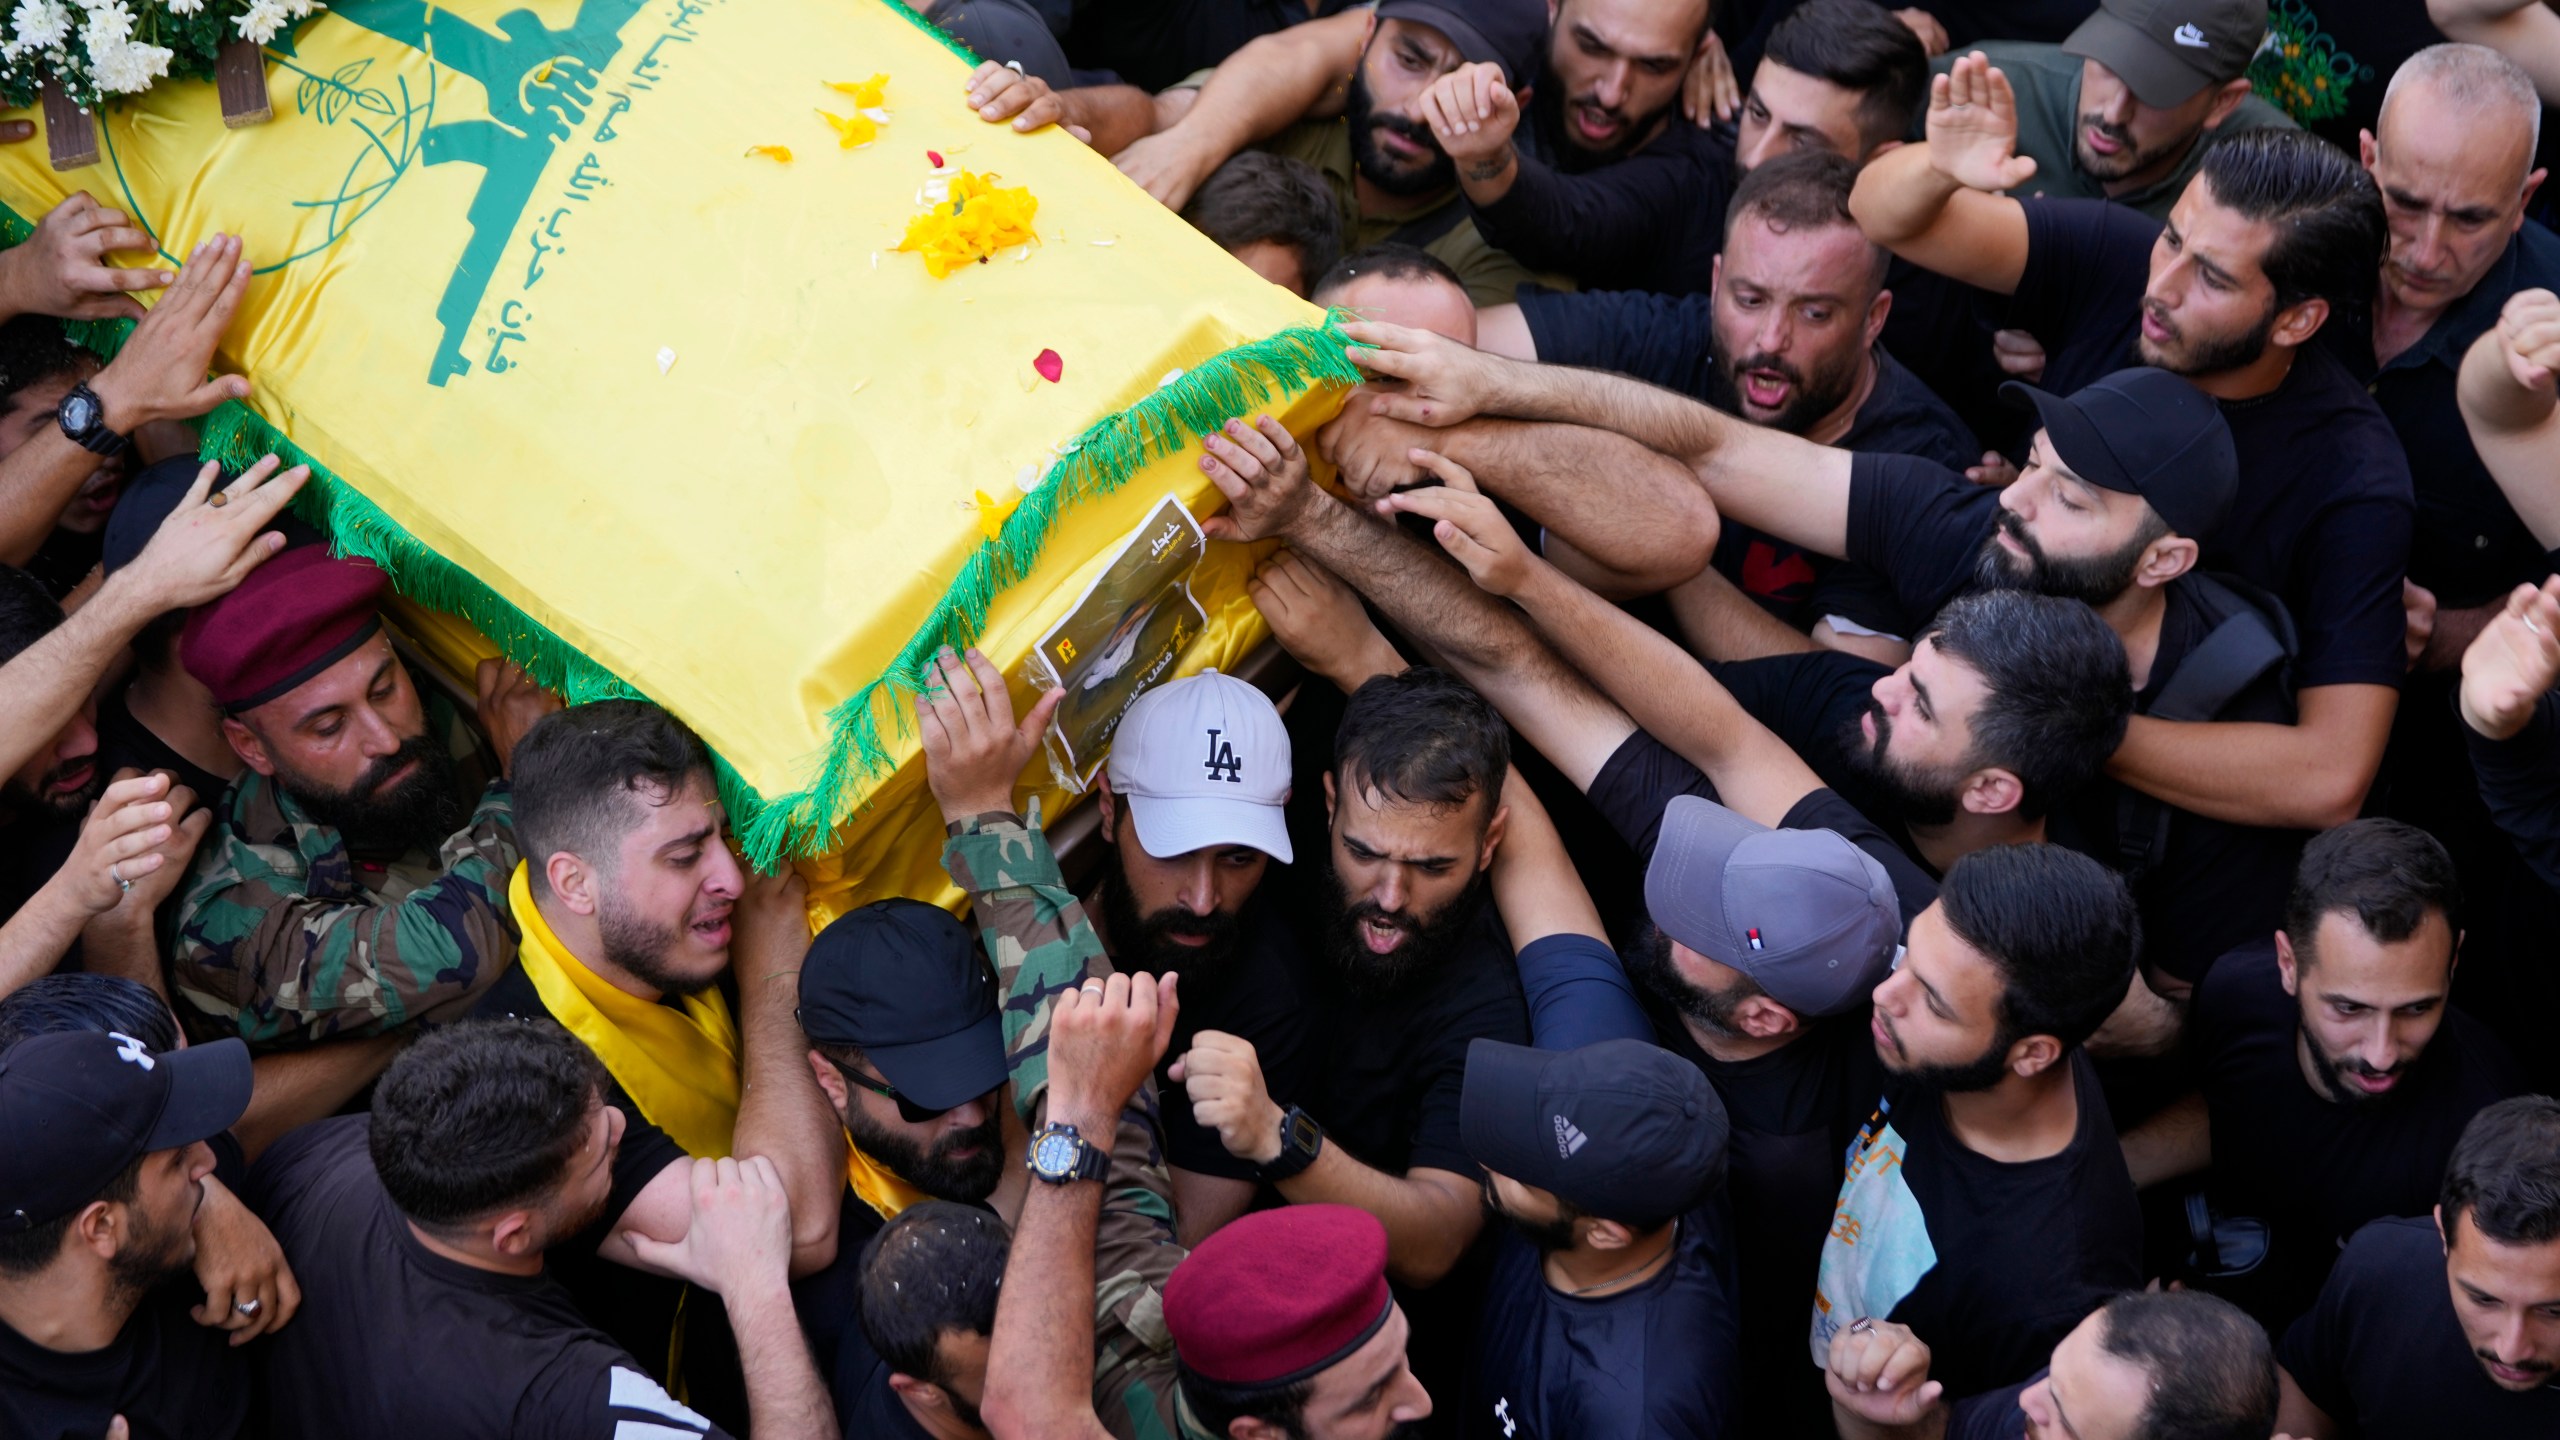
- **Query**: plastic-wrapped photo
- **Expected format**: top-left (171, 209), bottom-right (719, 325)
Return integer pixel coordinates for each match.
top-left (1030, 493), bottom-right (1209, 782)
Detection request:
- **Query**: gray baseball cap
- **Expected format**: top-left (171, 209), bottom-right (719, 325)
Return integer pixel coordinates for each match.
top-left (1642, 797), bottom-right (1901, 1018)
top-left (2064, 0), bottom-right (2269, 109)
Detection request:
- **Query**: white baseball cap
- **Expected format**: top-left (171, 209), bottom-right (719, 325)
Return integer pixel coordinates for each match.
top-left (1105, 670), bottom-right (1293, 863)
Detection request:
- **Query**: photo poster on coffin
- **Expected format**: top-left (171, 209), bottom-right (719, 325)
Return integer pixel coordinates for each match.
top-left (1028, 492), bottom-right (1211, 786)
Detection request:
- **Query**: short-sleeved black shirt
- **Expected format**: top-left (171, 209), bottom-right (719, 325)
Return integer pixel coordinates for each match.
top-left (2327, 221), bottom-right (2560, 607)
top-left (1832, 453), bottom-right (2310, 981)
top-left (2196, 943), bottom-right (2524, 1324)
top-left (1476, 98), bottom-right (1732, 296)
top-left (2280, 1216), bottom-right (2560, 1434)
top-left (1108, 878), bottom-right (1315, 1180)
top-left (246, 1115), bottom-right (732, 1440)
top-left (93, 681), bottom-right (234, 813)
top-left (1815, 1051), bottom-right (2144, 1398)
top-left (2009, 198), bottom-right (2415, 690)
top-left (0, 1275), bottom-right (247, 1440)
top-left (1290, 884), bottom-right (1529, 1177)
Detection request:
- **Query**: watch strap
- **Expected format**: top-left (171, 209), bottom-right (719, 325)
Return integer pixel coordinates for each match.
top-left (58, 382), bottom-right (129, 457)
top-left (1256, 1106), bottom-right (1323, 1183)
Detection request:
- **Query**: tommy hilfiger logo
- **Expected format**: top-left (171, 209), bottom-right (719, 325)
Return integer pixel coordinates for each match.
top-left (2172, 21), bottom-right (2209, 46)
top-left (1553, 1116), bottom-right (1588, 1158)
top-left (1202, 728), bottom-right (1243, 783)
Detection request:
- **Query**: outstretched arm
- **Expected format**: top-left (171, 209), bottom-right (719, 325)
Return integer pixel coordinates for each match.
top-left (1111, 10), bottom-right (1371, 209)
top-left (2458, 288), bottom-right (2560, 547)
top-left (728, 866), bottom-right (847, 1278)
top-left (2108, 683), bottom-right (2398, 831)
top-left (2429, 0), bottom-right (2560, 100)
top-left (1845, 54), bottom-right (2035, 297)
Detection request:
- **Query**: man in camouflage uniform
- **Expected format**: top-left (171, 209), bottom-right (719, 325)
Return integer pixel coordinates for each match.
top-left (918, 642), bottom-right (1187, 1440)
top-left (171, 546), bottom-right (558, 1047)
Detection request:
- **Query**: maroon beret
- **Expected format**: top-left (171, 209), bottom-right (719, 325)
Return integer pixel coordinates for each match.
top-left (1164, 1204), bottom-right (1392, 1387)
top-left (180, 546), bottom-right (389, 712)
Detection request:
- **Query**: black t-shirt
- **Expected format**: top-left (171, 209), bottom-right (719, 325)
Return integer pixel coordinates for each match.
top-left (470, 966), bottom-right (734, 1427)
top-left (0, 1279), bottom-right (247, 1440)
top-left (1831, 454), bottom-right (2309, 981)
top-left (2010, 198), bottom-right (2415, 691)
top-left (1463, 1196), bottom-right (1739, 1440)
top-left (1814, 1051), bottom-right (2143, 1398)
top-left (1059, 0), bottom-right (1347, 92)
top-left (23, 524), bottom-right (102, 600)
top-left (789, 1188), bottom-right (988, 1440)
top-left (246, 1115), bottom-right (732, 1440)
top-left (0, 811), bottom-right (81, 971)
top-left (1478, 96), bottom-right (1731, 296)
top-left (1110, 879), bottom-right (1315, 1180)
top-left (2281, 1216), bottom-right (2560, 1434)
top-left (1711, 650), bottom-right (1933, 855)
top-left (93, 682), bottom-right (233, 814)
top-left (2328, 222), bottom-right (2560, 607)
top-left (1289, 874), bottom-right (1529, 1179)
top-left (2195, 943), bottom-right (2524, 1324)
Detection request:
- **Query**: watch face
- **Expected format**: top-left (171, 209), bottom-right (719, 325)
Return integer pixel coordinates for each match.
top-left (1285, 1112), bottom-right (1320, 1152)
top-left (60, 393), bottom-right (95, 432)
top-left (1032, 1130), bottom-right (1076, 1175)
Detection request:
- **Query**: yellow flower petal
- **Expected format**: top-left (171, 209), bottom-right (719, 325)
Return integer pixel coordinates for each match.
top-left (745, 144), bottom-right (793, 162)
top-left (828, 72), bottom-right (891, 108)
top-left (894, 169), bottom-right (1040, 277)
top-left (974, 488), bottom-right (1019, 541)
top-left (816, 108), bottom-right (879, 149)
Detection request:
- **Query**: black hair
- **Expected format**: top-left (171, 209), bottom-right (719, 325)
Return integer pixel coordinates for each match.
top-left (1938, 843), bottom-right (2138, 1053)
top-left (1176, 1363), bottom-right (1314, 1438)
top-left (1332, 666), bottom-right (1509, 819)
top-left (2441, 1095), bottom-right (2560, 1247)
top-left (1726, 148), bottom-right (1888, 288)
top-left (1761, 0), bottom-right (1929, 150)
top-left (368, 1020), bottom-right (606, 1230)
top-left (856, 1202), bottom-right (1008, 1388)
top-left (0, 1154), bottom-right (140, 1277)
top-left (2096, 1290), bottom-right (2279, 1440)
top-left (0, 314), bottom-right (93, 417)
top-left (1182, 151), bottom-right (1343, 289)
top-left (511, 700), bottom-right (716, 896)
top-left (1312, 241), bottom-right (1468, 307)
top-left (0, 974), bottom-right (180, 1054)
top-left (0, 563), bottom-right (62, 667)
top-left (1920, 590), bottom-right (2132, 820)
top-left (2194, 129), bottom-right (2387, 319)
top-left (2282, 818), bottom-right (2460, 967)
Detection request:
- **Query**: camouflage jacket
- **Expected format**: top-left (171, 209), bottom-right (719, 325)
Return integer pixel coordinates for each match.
top-left (171, 765), bottom-right (523, 1050)
top-left (944, 806), bottom-right (1182, 1440)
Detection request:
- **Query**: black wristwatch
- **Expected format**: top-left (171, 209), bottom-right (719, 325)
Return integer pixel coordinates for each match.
top-left (1026, 1121), bottom-right (1110, 1185)
top-left (55, 381), bottom-right (129, 457)
top-left (1256, 1105), bottom-right (1324, 1183)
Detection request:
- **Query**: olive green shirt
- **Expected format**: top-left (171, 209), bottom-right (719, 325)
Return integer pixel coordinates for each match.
top-left (1931, 42), bottom-right (2298, 221)
top-left (1259, 117), bottom-right (1571, 306)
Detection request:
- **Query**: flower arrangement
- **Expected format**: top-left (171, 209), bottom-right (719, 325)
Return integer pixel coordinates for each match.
top-left (0, 0), bottom-right (325, 109)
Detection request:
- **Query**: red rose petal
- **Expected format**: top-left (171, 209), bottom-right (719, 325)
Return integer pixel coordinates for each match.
top-left (1034, 348), bottom-right (1063, 383)
top-left (927, 149), bottom-right (944, 168)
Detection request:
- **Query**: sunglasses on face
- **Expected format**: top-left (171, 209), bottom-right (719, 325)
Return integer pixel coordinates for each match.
top-left (825, 1054), bottom-right (956, 1124)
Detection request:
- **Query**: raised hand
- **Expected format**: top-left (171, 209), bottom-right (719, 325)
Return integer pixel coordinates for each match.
top-left (61, 772), bottom-right (180, 916)
top-left (1198, 413), bottom-right (1321, 543)
top-left (1249, 547), bottom-right (1402, 690)
top-left (2460, 577), bottom-right (2560, 740)
top-left (1314, 398), bottom-right (1436, 501)
top-left (917, 645), bottom-right (1063, 822)
top-left (88, 234), bottom-right (253, 434)
top-left (1417, 62), bottom-right (1520, 175)
top-left (1824, 1318), bottom-right (1944, 1427)
top-left (1680, 30), bottom-right (1738, 126)
top-left (2497, 287), bottom-right (2560, 396)
top-left (475, 659), bottom-right (562, 779)
top-left (1336, 319), bottom-right (1507, 428)
top-left (1169, 1030), bottom-right (1281, 1165)
top-left (121, 455), bottom-right (309, 613)
top-left (1381, 452), bottom-right (1540, 597)
top-left (0, 193), bottom-right (174, 322)
top-left (189, 1177), bottom-right (300, 1345)
top-left (1049, 970), bottom-right (1181, 1121)
top-left (1927, 53), bottom-right (2038, 193)
top-left (625, 1155), bottom-right (798, 1299)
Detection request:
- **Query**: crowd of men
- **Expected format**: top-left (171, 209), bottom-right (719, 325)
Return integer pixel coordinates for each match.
top-left (4, 0), bottom-right (2560, 1436)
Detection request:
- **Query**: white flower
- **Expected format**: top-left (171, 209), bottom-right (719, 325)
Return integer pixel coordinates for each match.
top-left (233, 0), bottom-right (287, 44)
top-left (77, 0), bottom-right (135, 52)
top-left (86, 33), bottom-right (168, 93)
top-left (4, 0), bottom-right (70, 59)
top-left (161, 0), bottom-right (204, 14)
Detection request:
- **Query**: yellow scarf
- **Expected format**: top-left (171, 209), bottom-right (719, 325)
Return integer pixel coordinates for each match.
top-left (508, 863), bottom-right (742, 1159)
top-left (847, 1139), bottom-right (934, 1222)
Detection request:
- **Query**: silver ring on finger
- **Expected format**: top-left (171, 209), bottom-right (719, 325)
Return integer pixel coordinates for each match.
top-left (2528, 616), bottom-right (2544, 636)
top-left (110, 862), bottom-right (130, 893)
top-left (235, 1298), bottom-right (260, 1316)
top-left (1849, 1319), bottom-right (1874, 1335)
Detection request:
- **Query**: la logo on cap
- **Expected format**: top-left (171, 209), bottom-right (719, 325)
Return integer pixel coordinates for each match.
top-left (1202, 727), bottom-right (1244, 784)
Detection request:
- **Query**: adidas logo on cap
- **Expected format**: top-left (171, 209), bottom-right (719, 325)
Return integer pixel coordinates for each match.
top-left (1553, 1115), bottom-right (1588, 1158)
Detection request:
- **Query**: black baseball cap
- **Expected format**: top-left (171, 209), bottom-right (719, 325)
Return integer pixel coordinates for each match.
top-left (2064, 0), bottom-right (2269, 109)
top-left (1374, 0), bottom-right (1549, 88)
top-left (796, 898), bottom-right (1004, 1110)
top-left (2001, 368), bottom-right (2237, 540)
top-left (0, 1031), bottom-right (250, 1233)
top-left (1460, 1037), bottom-right (1729, 1231)
top-left (102, 454), bottom-right (324, 574)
